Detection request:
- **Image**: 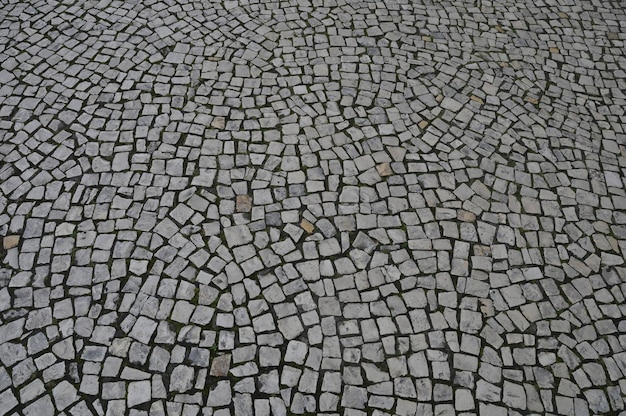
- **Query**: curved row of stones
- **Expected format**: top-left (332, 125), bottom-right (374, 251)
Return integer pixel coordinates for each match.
top-left (0, 0), bottom-right (625, 415)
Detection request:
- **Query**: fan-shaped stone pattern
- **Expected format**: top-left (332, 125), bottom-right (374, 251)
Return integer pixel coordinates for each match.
top-left (0, 0), bottom-right (625, 415)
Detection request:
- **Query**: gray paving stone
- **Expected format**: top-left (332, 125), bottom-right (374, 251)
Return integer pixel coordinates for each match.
top-left (169, 365), bottom-right (195, 393)
top-left (0, 389), bottom-right (18, 416)
top-left (51, 381), bottom-right (77, 411)
top-left (341, 385), bottom-right (367, 409)
top-left (23, 395), bottom-right (54, 416)
top-left (0, 0), bottom-right (625, 414)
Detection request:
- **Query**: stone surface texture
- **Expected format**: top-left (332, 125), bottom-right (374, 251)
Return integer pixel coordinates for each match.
top-left (0, 0), bottom-right (625, 414)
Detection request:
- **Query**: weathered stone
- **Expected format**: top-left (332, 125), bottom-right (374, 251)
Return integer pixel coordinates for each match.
top-left (210, 354), bottom-right (231, 377)
top-left (2, 236), bottom-right (19, 249)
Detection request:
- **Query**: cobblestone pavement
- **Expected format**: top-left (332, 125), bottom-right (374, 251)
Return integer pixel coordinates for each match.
top-left (0, 0), bottom-right (625, 414)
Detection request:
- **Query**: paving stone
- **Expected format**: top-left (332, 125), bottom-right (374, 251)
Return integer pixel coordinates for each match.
top-left (0, 389), bottom-right (18, 416)
top-left (503, 381), bottom-right (527, 410)
top-left (210, 354), bottom-right (231, 377)
top-left (169, 365), bottom-right (195, 393)
top-left (52, 380), bottom-right (78, 411)
top-left (341, 385), bottom-right (367, 409)
top-left (278, 316), bottom-right (304, 340)
top-left (224, 225), bottom-right (253, 247)
top-left (2, 236), bottom-right (19, 249)
top-left (284, 341), bottom-right (308, 365)
top-left (128, 380), bottom-right (151, 407)
top-left (129, 316), bottom-right (158, 344)
top-left (23, 395), bottom-right (54, 416)
top-left (0, 1), bottom-right (625, 414)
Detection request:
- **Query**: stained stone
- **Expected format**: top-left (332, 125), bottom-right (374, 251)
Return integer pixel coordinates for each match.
top-left (300, 219), bottom-right (315, 234)
top-left (224, 225), bottom-right (253, 247)
top-left (210, 354), bottom-right (232, 377)
top-left (236, 195), bottom-right (253, 213)
top-left (212, 117), bottom-right (226, 129)
top-left (376, 163), bottom-right (393, 177)
top-left (3, 236), bottom-right (19, 249)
